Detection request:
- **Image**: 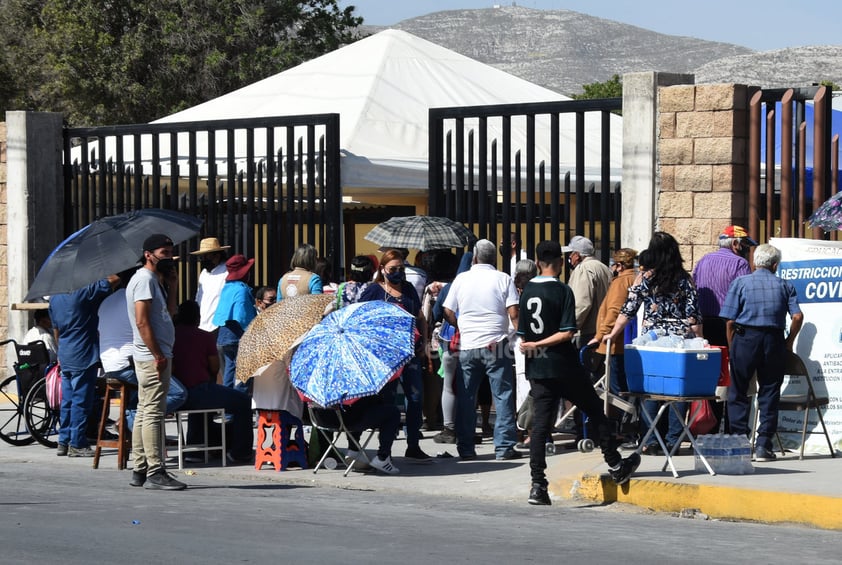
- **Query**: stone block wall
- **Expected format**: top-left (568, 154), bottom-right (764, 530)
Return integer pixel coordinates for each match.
top-left (657, 84), bottom-right (750, 269)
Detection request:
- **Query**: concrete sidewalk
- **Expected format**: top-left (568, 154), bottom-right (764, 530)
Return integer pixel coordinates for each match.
top-left (3, 422), bottom-right (839, 530)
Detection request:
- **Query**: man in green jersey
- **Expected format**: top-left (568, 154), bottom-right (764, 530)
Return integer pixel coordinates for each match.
top-left (518, 241), bottom-right (640, 506)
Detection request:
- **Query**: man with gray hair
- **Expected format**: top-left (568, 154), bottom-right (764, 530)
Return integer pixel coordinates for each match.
top-left (720, 243), bottom-right (803, 462)
top-left (563, 235), bottom-right (611, 350)
top-left (442, 239), bottom-right (521, 460)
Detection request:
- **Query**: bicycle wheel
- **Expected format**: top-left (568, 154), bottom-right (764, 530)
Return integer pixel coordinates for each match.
top-left (0, 375), bottom-right (35, 445)
top-left (24, 377), bottom-right (60, 448)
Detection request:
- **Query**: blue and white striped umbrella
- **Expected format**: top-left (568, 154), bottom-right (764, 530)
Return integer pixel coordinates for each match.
top-left (289, 301), bottom-right (415, 406)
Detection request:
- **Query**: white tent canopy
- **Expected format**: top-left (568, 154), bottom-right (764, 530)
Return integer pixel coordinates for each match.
top-left (72, 30), bottom-right (622, 194)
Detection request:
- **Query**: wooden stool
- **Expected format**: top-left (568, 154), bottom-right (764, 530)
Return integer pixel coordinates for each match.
top-left (255, 410), bottom-right (308, 471)
top-left (93, 378), bottom-right (136, 470)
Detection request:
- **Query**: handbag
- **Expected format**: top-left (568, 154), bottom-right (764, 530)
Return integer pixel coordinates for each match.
top-left (688, 399), bottom-right (717, 436)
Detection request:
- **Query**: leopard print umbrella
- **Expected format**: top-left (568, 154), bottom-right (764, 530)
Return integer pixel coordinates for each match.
top-left (236, 293), bottom-right (334, 383)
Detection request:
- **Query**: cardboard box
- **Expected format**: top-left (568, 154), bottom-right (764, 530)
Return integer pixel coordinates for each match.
top-left (624, 345), bottom-right (721, 396)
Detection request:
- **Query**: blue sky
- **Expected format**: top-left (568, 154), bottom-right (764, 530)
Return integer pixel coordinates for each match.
top-left (337, 0), bottom-right (841, 51)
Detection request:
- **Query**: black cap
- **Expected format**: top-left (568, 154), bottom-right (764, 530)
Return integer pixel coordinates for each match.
top-left (536, 240), bottom-right (562, 262)
top-left (143, 233), bottom-right (174, 252)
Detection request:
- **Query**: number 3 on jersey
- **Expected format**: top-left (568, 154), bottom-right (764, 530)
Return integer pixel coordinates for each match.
top-left (526, 296), bottom-right (544, 334)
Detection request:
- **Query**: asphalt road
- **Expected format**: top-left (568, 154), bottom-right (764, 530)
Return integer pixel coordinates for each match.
top-left (0, 460), bottom-right (839, 564)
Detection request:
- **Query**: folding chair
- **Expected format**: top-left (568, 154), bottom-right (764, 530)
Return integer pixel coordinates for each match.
top-left (772, 351), bottom-right (836, 460)
top-left (307, 403), bottom-right (376, 477)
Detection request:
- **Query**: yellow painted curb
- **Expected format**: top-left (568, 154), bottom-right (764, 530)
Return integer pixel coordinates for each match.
top-left (553, 473), bottom-right (842, 530)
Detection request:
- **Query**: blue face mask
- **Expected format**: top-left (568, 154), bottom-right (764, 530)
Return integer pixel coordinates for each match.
top-left (385, 270), bottom-right (405, 284)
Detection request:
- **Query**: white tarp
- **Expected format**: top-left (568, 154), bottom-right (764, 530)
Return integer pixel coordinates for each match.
top-left (772, 237), bottom-right (842, 452)
top-left (71, 30), bottom-right (622, 192)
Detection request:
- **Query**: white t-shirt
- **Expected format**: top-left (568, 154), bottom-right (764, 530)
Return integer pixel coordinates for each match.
top-left (405, 264), bottom-right (427, 304)
top-left (442, 263), bottom-right (519, 350)
top-left (196, 263), bottom-right (227, 332)
top-left (23, 325), bottom-right (58, 364)
top-left (97, 289), bottom-right (134, 372)
top-left (510, 249), bottom-right (528, 275)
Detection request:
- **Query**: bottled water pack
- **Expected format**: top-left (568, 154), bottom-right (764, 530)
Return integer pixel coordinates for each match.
top-left (694, 433), bottom-right (754, 475)
top-left (632, 328), bottom-right (709, 350)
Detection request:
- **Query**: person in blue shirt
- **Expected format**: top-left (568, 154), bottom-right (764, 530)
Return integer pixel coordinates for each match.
top-left (720, 243), bottom-right (803, 462)
top-left (213, 254), bottom-right (256, 394)
top-left (50, 275), bottom-right (120, 457)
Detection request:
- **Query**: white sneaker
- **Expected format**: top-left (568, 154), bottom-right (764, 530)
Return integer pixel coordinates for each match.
top-left (344, 449), bottom-right (372, 470)
top-left (370, 455), bottom-right (400, 475)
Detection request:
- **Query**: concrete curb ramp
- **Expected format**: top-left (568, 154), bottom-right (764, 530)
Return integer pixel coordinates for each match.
top-left (552, 473), bottom-right (842, 531)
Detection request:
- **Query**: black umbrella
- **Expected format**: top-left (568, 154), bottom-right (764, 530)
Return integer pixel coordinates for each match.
top-left (25, 208), bottom-right (203, 301)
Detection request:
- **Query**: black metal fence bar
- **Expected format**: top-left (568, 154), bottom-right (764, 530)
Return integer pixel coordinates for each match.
top-left (429, 98), bottom-right (622, 274)
top-left (63, 113), bottom-right (342, 299)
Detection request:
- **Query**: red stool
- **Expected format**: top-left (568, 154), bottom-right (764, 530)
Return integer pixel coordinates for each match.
top-left (255, 410), bottom-right (308, 471)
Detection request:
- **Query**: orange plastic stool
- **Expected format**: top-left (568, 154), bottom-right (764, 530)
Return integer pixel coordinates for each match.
top-left (255, 410), bottom-right (308, 471)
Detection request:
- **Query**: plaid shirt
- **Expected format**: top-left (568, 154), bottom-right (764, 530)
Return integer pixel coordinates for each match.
top-left (720, 268), bottom-right (801, 329)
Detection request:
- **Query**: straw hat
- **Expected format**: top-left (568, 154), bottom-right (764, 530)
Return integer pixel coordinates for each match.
top-left (189, 237), bottom-right (231, 255)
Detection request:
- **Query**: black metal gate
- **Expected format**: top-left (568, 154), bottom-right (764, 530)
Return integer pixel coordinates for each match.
top-left (63, 114), bottom-right (342, 297)
top-left (428, 98), bottom-right (622, 274)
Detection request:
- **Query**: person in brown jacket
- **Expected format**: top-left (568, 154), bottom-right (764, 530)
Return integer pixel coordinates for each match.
top-left (588, 248), bottom-right (638, 395)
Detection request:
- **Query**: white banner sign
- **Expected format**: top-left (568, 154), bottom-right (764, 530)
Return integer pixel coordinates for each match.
top-left (772, 237), bottom-right (842, 453)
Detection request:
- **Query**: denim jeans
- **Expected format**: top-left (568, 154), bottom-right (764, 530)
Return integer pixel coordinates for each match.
top-left (455, 341), bottom-right (517, 458)
top-left (132, 358), bottom-right (170, 475)
top-left (608, 354), bottom-right (628, 396)
top-left (381, 357), bottom-right (423, 449)
top-left (219, 343), bottom-right (249, 394)
top-left (58, 365), bottom-right (98, 448)
top-left (107, 367), bottom-right (188, 429)
top-left (182, 382), bottom-right (254, 459)
top-left (727, 328), bottom-right (785, 450)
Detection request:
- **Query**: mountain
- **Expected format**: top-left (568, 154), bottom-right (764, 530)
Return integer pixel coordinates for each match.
top-left (694, 46), bottom-right (842, 89)
top-left (361, 6), bottom-right (840, 96)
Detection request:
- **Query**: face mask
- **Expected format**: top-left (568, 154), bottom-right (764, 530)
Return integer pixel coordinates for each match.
top-left (385, 270), bottom-right (405, 284)
top-left (156, 258), bottom-right (176, 275)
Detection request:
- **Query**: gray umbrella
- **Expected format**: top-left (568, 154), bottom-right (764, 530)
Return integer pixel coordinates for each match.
top-left (25, 208), bottom-right (202, 301)
top-left (364, 215), bottom-right (474, 251)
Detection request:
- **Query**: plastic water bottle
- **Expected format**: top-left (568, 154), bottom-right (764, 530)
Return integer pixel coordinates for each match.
top-left (737, 435), bottom-right (755, 475)
top-left (710, 434), bottom-right (723, 473)
top-left (324, 457), bottom-right (338, 470)
top-left (694, 435), bottom-right (707, 473)
top-left (685, 337), bottom-right (709, 349)
top-left (633, 328), bottom-right (665, 346)
top-left (668, 334), bottom-right (685, 349)
top-left (721, 435), bottom-right (736, 474)
top-left (545, 442), bottom-right (555, 455)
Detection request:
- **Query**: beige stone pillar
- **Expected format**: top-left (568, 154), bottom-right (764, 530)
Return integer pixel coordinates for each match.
top-left (657, 84), bottom-right (749, 269)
